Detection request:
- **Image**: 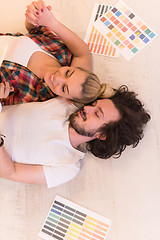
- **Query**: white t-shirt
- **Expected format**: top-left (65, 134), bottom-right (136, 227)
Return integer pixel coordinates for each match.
top-left (0, 98), bottom-right (85, 188)
top-left (0, 35), bottom-right (56, 67)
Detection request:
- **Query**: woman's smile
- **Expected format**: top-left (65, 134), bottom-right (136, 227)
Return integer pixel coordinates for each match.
top-left (50, 71), bottom-right (57, 86)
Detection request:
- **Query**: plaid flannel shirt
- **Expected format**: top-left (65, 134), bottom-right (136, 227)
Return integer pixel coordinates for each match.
top-left (0, 26), bottom-right (73, 105)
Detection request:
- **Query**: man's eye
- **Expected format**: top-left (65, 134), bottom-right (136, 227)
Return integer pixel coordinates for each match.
top-left (66, 70), bottom-right (69, 77)
top-left (62, 85), bottom-right (65, 93)
top-left (95, 112), bottom-right (99, 118)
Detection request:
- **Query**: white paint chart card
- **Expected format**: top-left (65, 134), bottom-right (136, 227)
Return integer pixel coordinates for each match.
top-left (39, 195), bottom-right (112, 240)
top-left (84, 3), bottom-right (120, 58)
top-left (93, 0), bottom-right (157, 60)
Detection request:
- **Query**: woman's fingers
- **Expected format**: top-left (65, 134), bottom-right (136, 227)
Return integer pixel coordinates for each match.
top-left (25, 10), bottom-right (39, 26)
top-left (32, 1), bottom-right (40, 11)
top-left (34, 0), bottom-right (46, 13)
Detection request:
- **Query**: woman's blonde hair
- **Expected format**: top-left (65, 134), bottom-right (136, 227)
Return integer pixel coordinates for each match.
top-left (73, 67), bottom-right (115, 107)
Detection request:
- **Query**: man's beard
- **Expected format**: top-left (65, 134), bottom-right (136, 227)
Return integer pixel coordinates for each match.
top-left (69, 112), bottom-right (97, 137)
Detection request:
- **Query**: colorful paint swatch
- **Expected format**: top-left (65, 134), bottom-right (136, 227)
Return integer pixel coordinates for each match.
top-left (84, 3), bottom-right (120, 58)
top-left (93, 0), bottom-right (157, 60)
top-left (39, 195), bottom-right (112, 240)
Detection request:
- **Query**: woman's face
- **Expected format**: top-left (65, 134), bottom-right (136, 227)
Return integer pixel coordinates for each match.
top-left (44, 67), bottom-right (88, 100)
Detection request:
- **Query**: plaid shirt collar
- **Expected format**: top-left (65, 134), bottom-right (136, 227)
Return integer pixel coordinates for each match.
top-left (1, 60), bottom-right (55, 105)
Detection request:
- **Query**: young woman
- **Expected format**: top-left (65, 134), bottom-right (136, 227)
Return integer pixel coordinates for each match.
top-left (0, 0), bottom-right (115, 106)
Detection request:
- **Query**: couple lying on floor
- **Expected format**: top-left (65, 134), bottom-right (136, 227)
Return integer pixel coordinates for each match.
top-left (0, 0), bottom-right (150, 188)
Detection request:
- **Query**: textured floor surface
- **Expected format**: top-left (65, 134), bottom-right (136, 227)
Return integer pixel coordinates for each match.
top-left (0, 0), bottom-right (159, 240)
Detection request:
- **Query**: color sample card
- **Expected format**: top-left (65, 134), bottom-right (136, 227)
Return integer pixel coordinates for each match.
top-left (93, 0), bottom-right (157, 60)
top-left (84, 3), bottom-right (120, 58)
top-left (39, 195), bottom-right (112, 240)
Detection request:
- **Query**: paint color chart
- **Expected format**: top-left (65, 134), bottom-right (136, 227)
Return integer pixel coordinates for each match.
top-left (39, 195), bottom-right (112, 240)
top-left (93, 0), bottom-right (157, 60)
top-left (84, 4), bottom-right (120, 58)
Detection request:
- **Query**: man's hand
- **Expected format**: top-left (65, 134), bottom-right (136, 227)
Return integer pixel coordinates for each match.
top-left (0, 82), bottom-right (14, 99)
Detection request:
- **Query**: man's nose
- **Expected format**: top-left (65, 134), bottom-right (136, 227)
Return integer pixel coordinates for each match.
top-left (83, 105), bottom-right (95, 114)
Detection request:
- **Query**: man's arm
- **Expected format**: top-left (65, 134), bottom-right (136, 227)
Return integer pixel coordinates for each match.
top-left (0, 145), bottom-right (46, 184)
top-left (25, 0), bottom-right (91, 70)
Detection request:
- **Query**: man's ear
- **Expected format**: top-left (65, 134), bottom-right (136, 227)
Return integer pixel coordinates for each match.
top-left (95, 132), bottom-right (106, 141)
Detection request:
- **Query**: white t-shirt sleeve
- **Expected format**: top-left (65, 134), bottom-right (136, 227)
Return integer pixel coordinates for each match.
top-left (43, 164), bottom-right (80, 188)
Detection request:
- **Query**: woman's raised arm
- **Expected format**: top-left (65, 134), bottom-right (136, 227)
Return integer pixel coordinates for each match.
top-left (25, 0), bottom-right (91, 70)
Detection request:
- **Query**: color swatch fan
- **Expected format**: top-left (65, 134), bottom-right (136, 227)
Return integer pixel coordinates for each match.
top-left (39, 195), bottom-right (112, 240)
top-left (93, 0), bottom-right (157, 60)
top-left (84, 3), bottom-right (119, 58)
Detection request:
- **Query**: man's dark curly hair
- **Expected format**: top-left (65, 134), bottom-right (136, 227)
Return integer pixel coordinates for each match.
top-left (86, 85), bottom-right (151, 159)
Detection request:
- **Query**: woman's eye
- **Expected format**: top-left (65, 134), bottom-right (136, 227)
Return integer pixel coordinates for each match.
top-left (66, 70), bottom-right (69, 77)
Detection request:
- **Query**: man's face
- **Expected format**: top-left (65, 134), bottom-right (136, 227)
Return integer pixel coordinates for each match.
top-left (69, 99), bottom-right (121, 138)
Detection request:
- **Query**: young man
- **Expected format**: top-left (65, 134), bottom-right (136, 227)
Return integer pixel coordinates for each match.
top-left (0, 86), bottom-right (150, 188)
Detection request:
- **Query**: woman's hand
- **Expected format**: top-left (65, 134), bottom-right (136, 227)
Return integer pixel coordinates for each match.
top-left (0, 82), bottom-right (14, 99)
top-left (25, 0), bottom-right (53, 28)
